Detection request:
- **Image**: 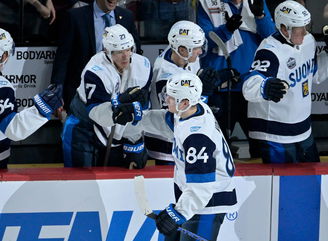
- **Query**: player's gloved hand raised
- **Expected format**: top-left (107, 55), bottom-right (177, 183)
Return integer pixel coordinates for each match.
top-left (112, 102), bottom-right (142, 125)
top-left (116, 86), bottom-right (148, 107)
top-left (155, 204), bottom-right (186, 236)
top-left (33, 84), bottom-right (63, 119)
top-left (197, 67), bottom-right (221, 96)
top-left (225, 12), bottom-right (242, 33)
top-left (218, 68), bottom-right (240, 89)
top-left (248, 0), bottom-right (264, 17)
top-left (262, 78), bottom-right (289, 103)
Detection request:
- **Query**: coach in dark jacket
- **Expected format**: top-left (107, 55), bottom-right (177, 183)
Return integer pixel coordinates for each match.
top-left (51, 0), bottom-right (141, 112)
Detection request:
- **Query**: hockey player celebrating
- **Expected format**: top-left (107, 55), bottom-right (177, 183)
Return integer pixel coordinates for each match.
top-left (114, 72), bottom-right (238, 240)
top-left (0, 28), bottom-right (62, 169)
top-left (242, 1), bottom-right (323, 163)
top-left (146, 20), bottom-right (237, 165)
top-left (62, 24), bottom-right (151, 168)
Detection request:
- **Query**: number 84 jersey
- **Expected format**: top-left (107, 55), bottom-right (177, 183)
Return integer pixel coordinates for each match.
top-left (172, 102), bottom-right (238, 219)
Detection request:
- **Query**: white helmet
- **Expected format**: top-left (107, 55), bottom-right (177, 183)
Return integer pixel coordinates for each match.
top-left (275, 1), bottom-right (311, 30)
top-left (166, 72), bottom-right (202, 115)
top-left (168, 20), bottom-right (206, 60)
top-left (0, 28), bottom-right (14, 71)
top-left (102, 24), bottom-right (135, 57)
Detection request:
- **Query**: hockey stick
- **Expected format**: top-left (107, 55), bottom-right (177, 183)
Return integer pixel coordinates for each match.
top-left (134, 175), bottom-right (209, 241)
top-left (208, 31), bottom-right (234, 143)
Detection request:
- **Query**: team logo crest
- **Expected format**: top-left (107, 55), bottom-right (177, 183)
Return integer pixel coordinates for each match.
top-left (302, 80), bottom-right (309, 97)
top-left (287, 57), bottom-right (296, 69)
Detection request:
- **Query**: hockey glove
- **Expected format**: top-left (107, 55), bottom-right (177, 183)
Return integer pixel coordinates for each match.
top-left (218, 68), bottom-right (240, 89)
top-left (262, 78), bottom-right (289, 103)
top-left (112, 86), bottom-right (148, 108)
top-left (248, 0), bottom-right (264, 17)
top-left (225, 12), bottom-right (242, 33)
top-left (156, 204), bottom-right (187, 236)
top-left (33, 84), bottom-right (63, 119)
top-left (197, 67), bottom-right (221, 96)
top-left (122, 138), bottom-right (148, 169)
top-left (112, 102), bottom-right (142, 126)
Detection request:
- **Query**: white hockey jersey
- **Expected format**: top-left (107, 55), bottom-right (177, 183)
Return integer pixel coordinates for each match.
top-left (146, 47), bottom-right (200, 162)
top-left (140, 102), bottom-right (237, 219)
top-left (243, 33), bottom-right (318, 143)
top-left (0, 75), bottom-right (48, 160)
top-left (76, 51), bottom-right (152, 145)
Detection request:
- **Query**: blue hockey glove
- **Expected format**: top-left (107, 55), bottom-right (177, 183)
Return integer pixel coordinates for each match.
top-left (261, 78), bottom-right (289, 103)
top-left (33, 84), bottom-right (63, 119)
top-left (248, 0), bottom-right (264, 17)
top-left (112, 101), bottom-right (142, 125)
top-left (155, 204), bottom-right (187, 236)
top-left (225, 12), bottom-right (242, 33)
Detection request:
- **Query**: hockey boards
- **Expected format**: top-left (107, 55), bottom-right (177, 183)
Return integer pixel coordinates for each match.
top-left (134, 175), bottom-right (208, 241)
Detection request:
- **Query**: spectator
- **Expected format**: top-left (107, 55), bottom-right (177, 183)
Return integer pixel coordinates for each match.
top-left (115, 72), bottom-right (237, 240)
top-left (61, 24), bottom-right (151, 168)
top-left (139, 0), bottom-right (191, 41)
top-left (0, 28), bottom-right (62, 169)
top-left (197, 0), bottom-right (275, 158)
top-left (51, 0), bottom-right (141, 114)
top-left (242, 1), bottom-right (325, 163)
top-left (145, 20), bottom-right (236, 164)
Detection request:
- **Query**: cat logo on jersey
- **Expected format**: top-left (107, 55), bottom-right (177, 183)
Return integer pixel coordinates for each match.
top-left (302, 80), bottom-right (309, 97)
top-left (287, 57), bottom-right (296, 69)
top-left (179, 29), bottom-right (189, 36)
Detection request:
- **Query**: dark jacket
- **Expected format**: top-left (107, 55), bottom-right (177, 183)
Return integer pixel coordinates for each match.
top-left (51, 4), bottom-right (141, 110)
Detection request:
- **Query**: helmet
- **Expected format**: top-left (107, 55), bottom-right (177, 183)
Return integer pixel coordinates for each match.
top-left (102, 24), bottom-right (135, 55)
top-left (274, 1), bottom-right (311, 30)
top-left (168, 20), bottom-right (206, 60)
top-left (166, 72), bottom-right (202, 114)
top-left (0, 28), bottom-right (14, 71)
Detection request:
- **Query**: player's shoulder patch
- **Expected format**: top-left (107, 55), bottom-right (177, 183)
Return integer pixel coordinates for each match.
top-left (0, 80), bottom-right (9, 86)
top-left (143, 57), bottom-right (150, 68)
top-left (262, 43), bottom-right (275, 49)
top-left (159, 72), bottom-right (172, 80)
top-left (91, 65), bottom-right (103, 71)
top-left (190, 126), bottom-right (201, 132)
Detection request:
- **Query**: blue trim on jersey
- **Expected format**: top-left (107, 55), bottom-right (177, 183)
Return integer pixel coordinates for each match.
top-left (163, 48), bottom-right (175, 64)
top-left (186, 172), bottom-right (215, 183)
top-left (86, 103), bottom-right (100, 113)
top-left (62, 115), bottom-right (80, 167)
top-left (84, 70), bottom-right (112, 106)
top-left (0, 112), bottom-right (16, 133)
top-left (180, 104), bottom-right (204, 122)
top-left (249, 116), bottom-right (311, 136)
top-left (278, 175), bottom-right (321, 241)
top-left (165, 112), bottom-right (174, 132)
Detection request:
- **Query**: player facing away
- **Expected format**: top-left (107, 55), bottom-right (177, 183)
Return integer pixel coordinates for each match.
top-left (0, 28), bottom-right (62, 168)
top-left (113, 72), bottom-right (238, 240)
top-left (242, 1), bottom-right (325, 163)
top-left (62, 24), bottom-right (151, 168)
